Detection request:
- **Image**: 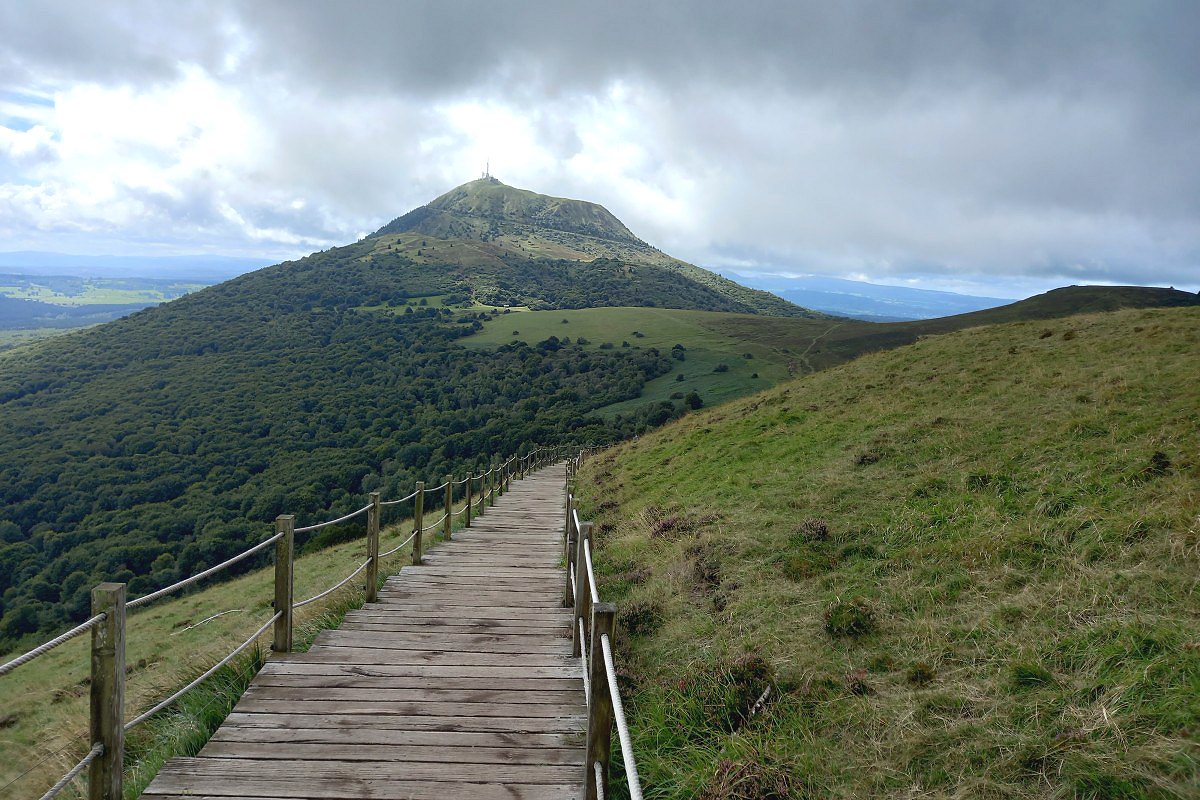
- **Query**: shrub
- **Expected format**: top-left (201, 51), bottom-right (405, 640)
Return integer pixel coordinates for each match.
top-left (793, 518), bottom-right (830, 542)
top-left (618, 598), bottom-right (663, 637)
top-left (907, 661), bottom-right (937, 686)
top-left (823, 597), bottom-right (878, 637)
top-left (1010, 661), bottom-right (1056, 689)
top-left (676, 373), bottom-right (685, 382)
top-left (681, 655), bottom-right (776, 734)
top-left (699, 754), bottom-right (794, 800)
top-left (713, 363), bottom-right (730, 373)
top-left (685, 391), bottom-right (703, 410)
top-left (843, 668), bottom-right (873, 695)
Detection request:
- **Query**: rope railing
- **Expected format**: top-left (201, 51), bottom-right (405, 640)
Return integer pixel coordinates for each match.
top-left (1, 442), bottom-right (551, 800)
top-left (565, 447), bottom-right (646, 800)
top-left (421, 512), bottom-right (449, 532)
top-left (127, 532), bottom-right (283, 610)
top-left (39, 741), bottom-right (103, 800)
top-left (379, 529), bottom-right (418, 559)
top-left (381, 488), bottom-right (420, 507)
top-left (293, 559), bottom-right (372, 609)
top-left (294, 502), bottom-right (372, 533)
top-left (124, 611), bottom-right (281, 731)
top-left (0, 611), bottom-right (107, 678)
top-left (602, 632), bottom-right (645, 799)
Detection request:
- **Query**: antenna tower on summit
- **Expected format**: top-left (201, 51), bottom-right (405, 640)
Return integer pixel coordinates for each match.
top-left (482, 159), bottom-right (491, 179)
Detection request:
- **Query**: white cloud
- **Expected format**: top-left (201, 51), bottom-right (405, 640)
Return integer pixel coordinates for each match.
top-left (0, 1), bottom-right (1195, 294)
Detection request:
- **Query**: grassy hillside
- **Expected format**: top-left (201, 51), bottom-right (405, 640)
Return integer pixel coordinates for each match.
top-left (464, 307), bottom-right (792, 413)
top-left (0, 511), bottom-right (429, 799)
top-left (464, 288), bottom-right (1200, 417)
top-left (576, 306), bottom-right (1199, 798)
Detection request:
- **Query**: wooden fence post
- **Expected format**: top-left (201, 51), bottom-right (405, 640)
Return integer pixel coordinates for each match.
top-left (443, 476), bottom-right (453, 541)
top-left (564, 494), bottom-right (576, 559)
top-left (489, 457), bottom-right (498, 506)
top-left (563, 514), bottom-right (578, 609)
top-left (465, 473), bottom-right (473, 528)
top-left (585, 603), bottom-right (617, 800)
top-left (89, 582), bottom-right (125, 800)
top-left (366, 492), bottom-right (380, 603)
top-left (572, 522), bottom-right (592, 658)
top-left (497, 459), bottom-right (505, 498)
top-left (272, 515), bottom-right (294, 653)
top-left (412, 482), bottom-right (424, 565)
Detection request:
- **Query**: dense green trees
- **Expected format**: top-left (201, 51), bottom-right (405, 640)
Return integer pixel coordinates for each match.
top-left (0, 242), bottom-right (690, 647)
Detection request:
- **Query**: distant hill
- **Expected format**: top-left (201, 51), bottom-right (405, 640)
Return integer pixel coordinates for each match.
top-left (717, 270), bottom-right (1010, 321)
top-left (0, 252), bottom-right (272, 282)
top-left (701, 285), bottom-right (1200, 376)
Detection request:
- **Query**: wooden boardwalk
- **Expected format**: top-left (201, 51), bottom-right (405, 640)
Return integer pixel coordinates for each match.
top-left (144, 464), bottom-right (585, 799)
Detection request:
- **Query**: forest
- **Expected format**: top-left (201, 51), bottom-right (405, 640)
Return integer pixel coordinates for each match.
top-left (0, 241), bottom-right (714, 648)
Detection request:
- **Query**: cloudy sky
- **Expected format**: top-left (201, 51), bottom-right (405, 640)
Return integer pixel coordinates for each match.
top-left (1, 1), bottom-right (1197, 297)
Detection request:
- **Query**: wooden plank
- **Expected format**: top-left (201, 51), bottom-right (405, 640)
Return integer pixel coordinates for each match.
top-left (219, 711), bottom-right (585, 733)
top-left (210, 726), bottom-right (583, 749)
top-left (199, 741), bottom-right (583, 765)
top-left (260, 662), bottom-right (581, 679)
top-left (252, 674), bottom-right (578, 691)
top-left (145, 464), bottom-right (586, 799)
top-left (241, 685), bottom-right (582, 705)
top-left (232, 699), bottom-right (582, 718)
top-left (146, 783), bottom-right (579, 800)
top-left (150, 757), bottom-right (579, 783)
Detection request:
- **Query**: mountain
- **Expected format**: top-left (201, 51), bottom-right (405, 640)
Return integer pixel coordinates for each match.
top-left (717, 270), bottom-right (1010, 320)
top-left (369, 177), bottom-right (815, 317)
top-left (0, 178), bottom-right (813, 646)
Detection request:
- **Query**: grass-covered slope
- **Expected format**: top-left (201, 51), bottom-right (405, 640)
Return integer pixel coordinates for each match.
top-left (577, 306), bottom-right (1199, 798)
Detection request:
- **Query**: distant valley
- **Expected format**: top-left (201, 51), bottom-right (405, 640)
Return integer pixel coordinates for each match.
top-left (718, 269), bottom-right (1011, 321)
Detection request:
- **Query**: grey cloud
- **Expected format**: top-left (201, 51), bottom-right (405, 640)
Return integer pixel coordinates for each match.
top-left (0, 1), bottom-right (1197, 291)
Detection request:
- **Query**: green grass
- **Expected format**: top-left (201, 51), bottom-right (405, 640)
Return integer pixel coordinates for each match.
top-left (576, 306), bottom-right (1200, 798)
top-left (464, 307), bottom-right (794, 413)
top-left (0, 327), bottom-right (78, 351)
top-left (464, 289), bottom-right (1200, 419)
top-left (0, 278), bottom-right (205, 307)
top-left (0, 506), bottom-right (449, 799)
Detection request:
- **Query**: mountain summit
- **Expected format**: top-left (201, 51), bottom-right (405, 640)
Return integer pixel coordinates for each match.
top-left (369, 178), bottom-right (814, 317)
top-left (377, 177), bottom-right (645, 246)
